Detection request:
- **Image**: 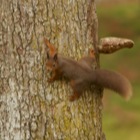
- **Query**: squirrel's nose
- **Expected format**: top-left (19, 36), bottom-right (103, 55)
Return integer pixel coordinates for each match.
top-left (46, 67), bottom-right (53, 77)
top-left (46, 67), bottom-right (52, 72)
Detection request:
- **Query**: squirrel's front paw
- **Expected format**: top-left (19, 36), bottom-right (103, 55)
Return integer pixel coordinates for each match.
top-left (69, 95), bottom-right (76, 102)
top-left (47, 78), bottom-right (54, 83)
top-left (69, 93), bottom-right (81, 102)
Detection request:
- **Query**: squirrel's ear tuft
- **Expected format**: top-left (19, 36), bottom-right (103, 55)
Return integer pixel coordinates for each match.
top-left (47, 52), bottom-right (50, 59)
top-left (53, 53), bottom-right (58, 61)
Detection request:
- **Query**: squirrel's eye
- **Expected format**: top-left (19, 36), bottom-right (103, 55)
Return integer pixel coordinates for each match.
top-left (53, 63), bottom-right (56, 67)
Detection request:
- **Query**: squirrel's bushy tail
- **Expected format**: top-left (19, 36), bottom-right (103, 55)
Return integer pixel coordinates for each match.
top-left (93, 69), bottom-right (132, 100)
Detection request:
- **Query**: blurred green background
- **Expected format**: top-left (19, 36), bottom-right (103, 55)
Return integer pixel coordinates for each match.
top-left (97, 0), bottom-right (140, 139)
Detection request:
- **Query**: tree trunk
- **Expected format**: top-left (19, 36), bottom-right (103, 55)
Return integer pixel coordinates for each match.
top-left (0, 0), bottom-right (103, 139)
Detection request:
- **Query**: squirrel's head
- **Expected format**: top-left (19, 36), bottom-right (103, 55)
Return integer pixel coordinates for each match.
top-left (46, 52), bottom-right (59, 73)
top-left (44, 38), bottom-right (59, 73)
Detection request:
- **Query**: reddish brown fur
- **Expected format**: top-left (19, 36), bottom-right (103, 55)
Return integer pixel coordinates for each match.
top-left (45, 39), bottom-right (132, 101)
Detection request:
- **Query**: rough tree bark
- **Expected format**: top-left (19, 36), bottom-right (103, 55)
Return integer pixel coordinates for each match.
top-left (0, 0), bottom-right (103, 140)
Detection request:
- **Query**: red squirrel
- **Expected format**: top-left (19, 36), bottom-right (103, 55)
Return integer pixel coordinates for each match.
top-left (45, 39), bottom-right (132, 101)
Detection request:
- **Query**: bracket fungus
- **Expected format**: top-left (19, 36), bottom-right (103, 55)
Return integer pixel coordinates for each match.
top-left (98, 37), bottom-right (134, 54)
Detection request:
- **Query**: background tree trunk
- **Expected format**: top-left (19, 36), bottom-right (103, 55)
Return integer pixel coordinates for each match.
top-left (0, 0), bottom-right (103, 139)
